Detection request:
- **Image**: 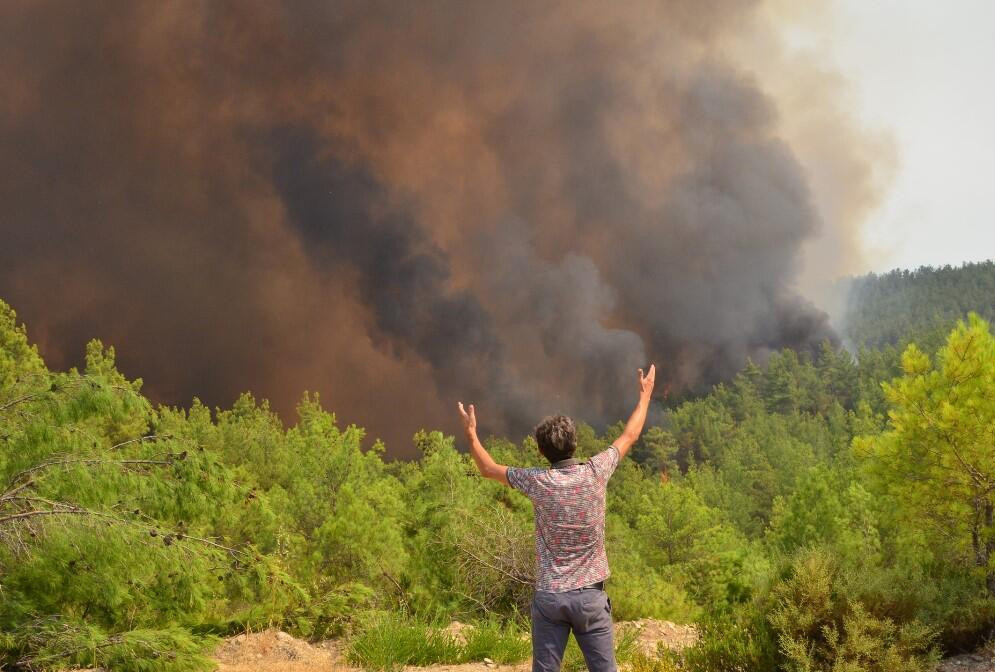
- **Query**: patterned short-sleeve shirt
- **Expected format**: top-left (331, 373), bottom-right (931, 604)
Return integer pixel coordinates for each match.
top-left (507, 445), bottom-right (620, 592)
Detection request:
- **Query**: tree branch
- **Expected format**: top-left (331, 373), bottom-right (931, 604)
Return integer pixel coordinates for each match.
top-left (6, 457), bottom-right (174, 491)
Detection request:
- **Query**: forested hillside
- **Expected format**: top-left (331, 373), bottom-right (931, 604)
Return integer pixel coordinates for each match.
top-left (3, 264), bottom-right (995, 671)
top-left (844, 260), bottom-right (995, 348)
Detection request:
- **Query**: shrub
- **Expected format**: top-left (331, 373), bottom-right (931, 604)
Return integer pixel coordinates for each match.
top-left (346, 613), bottom-right (461, 671)
top-left (2, 618), bottom-right (216, 672)
top-left (680, 602), bottom-right (780, 672)
top-left (461, 618), bottom-right (531, 664)
top-left (769, 548), bottom-right (939, 672)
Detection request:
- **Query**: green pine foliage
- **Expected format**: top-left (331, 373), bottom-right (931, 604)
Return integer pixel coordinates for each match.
top-left (4, 262), bottom-right (995, 671)
top-left (5, 619), bottom-right (216, 672)
top-left (844, 260), bottom-right (995, 348)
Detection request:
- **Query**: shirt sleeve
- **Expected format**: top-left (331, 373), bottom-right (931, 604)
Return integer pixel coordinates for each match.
top-left (506, 466), bottom-right (542, 498)
top-left (587, 445), bottom-right (620, 485)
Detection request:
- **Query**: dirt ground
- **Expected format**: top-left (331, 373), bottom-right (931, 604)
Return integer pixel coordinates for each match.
top-left (212, 624), bottom-right (995, 672)
top-left (212, 620), bottom-right (698, 672)
top-left (936, 653), bottom-right (995, 672)
top-left (213, 630), bottom-right (341, 672)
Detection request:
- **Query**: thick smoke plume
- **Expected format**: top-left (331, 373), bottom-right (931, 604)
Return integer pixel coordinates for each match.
top-left (0, 1), bottom-right (873, 452)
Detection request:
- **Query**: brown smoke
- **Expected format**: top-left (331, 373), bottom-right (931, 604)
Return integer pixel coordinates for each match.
top-left (0, 1), bottom-right (880, 453)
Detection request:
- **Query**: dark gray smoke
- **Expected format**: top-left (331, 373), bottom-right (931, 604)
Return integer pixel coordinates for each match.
top-left (0, 1), bottom-right (851, 452)
top-left (266, 128), bottom-right (536, 430)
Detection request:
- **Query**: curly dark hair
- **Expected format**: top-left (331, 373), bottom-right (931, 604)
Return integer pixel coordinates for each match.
top-left (534, 415), bottom-right (577, 463)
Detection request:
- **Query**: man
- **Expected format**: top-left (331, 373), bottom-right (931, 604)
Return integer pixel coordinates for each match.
top-left (457, 364), bottom-right (656, 672)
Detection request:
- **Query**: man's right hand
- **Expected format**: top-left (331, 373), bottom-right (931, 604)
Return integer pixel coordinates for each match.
top-left (638, 364), bottom-right (656, 401)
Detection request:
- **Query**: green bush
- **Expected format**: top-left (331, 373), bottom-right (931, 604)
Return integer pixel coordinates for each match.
top-left (283, 580), bottom-right (377, 640)
top-left (680, 602), bottom-right (780, 672)
top-left (2, 618), bottom-right (216, 672)
top-left (345, 613), bottom-right (537, 670)
top-left (346, 613), bottom-right (462, 671)
top-left (769, 548), bottom-right (939, 672)
top-left (461, 618), bottom-right (532, 664)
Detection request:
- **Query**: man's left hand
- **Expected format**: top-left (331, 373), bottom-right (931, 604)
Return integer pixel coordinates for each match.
top-left (458, 401), bottom-right (478, 436)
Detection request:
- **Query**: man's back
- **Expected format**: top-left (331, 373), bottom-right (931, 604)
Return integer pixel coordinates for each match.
top-left (508, 446), bottom-right (619, 592)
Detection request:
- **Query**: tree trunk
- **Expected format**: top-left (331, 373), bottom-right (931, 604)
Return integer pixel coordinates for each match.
top-left (973, 497), bottom-right (983, 567)
top-left (986, 498), bottom-right (995, 596)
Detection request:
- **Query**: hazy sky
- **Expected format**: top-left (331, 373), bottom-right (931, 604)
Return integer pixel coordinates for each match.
top-left (794, 0), bottom-right (995, 273)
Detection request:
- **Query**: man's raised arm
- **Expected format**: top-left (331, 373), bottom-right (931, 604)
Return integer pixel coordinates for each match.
top-left (612, 364), bottom-right (656, 460)
top-left (457, 402), bottom-right (510, 486)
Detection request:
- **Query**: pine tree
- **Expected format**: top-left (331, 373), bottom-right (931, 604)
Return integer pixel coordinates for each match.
top-left (855, 313), bottom-right (995, 593)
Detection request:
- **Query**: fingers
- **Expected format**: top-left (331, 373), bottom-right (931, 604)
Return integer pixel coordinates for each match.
top-left (457, 402), bottom-right (476, 425)
top-left (639, 364), bottom-right (657, 384)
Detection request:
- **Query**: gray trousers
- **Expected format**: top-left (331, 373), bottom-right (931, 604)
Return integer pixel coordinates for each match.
top-left (530, 588), bottom-right (616, 672)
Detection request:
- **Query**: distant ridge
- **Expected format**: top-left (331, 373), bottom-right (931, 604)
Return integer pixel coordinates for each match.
top-left (843, 260), bottom-right (995, 348)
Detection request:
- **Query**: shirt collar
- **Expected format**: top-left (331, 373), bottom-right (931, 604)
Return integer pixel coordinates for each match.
top-left (550, 457), bottom-right (581, 469)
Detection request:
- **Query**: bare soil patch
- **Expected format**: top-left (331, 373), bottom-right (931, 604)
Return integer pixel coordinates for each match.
top-left (213, 630), bottom-right (340, 672)
top-left (936, 652), bottom-right (995, 672)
